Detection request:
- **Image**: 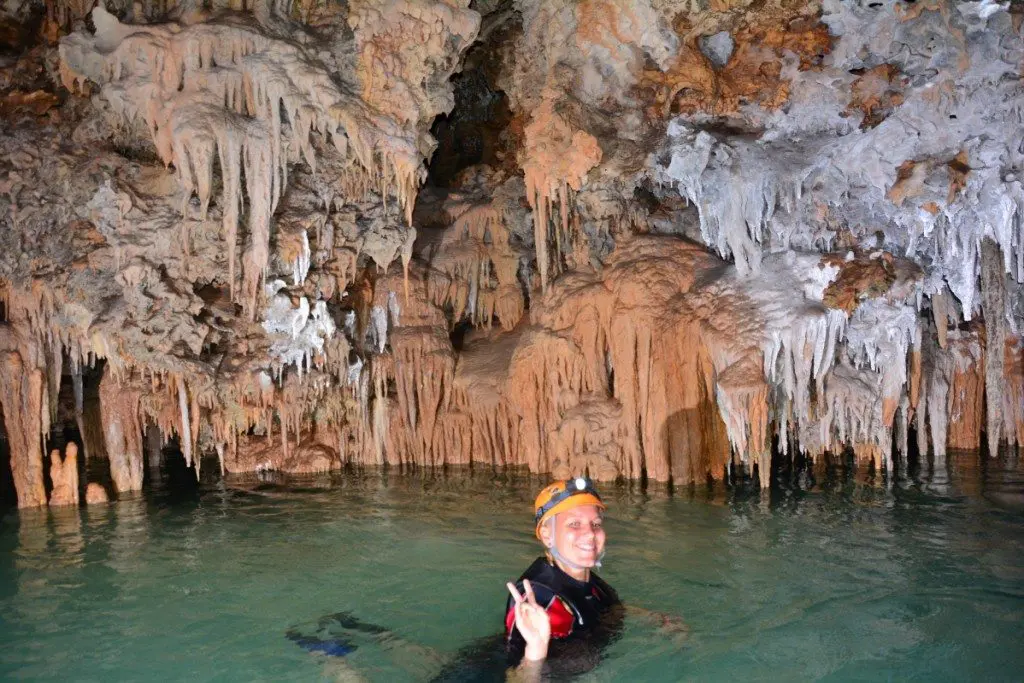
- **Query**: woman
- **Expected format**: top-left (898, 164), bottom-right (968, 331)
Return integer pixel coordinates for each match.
top-left (289, 477), bottom-right (683, 681)
top-left (505, 478), bottom-right (624, 679)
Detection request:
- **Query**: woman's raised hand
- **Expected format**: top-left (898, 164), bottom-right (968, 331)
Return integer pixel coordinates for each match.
top-left (507, 579), bottom-right (550, 662)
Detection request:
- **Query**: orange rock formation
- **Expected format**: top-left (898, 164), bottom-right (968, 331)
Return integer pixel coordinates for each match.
top-left (48, 442), bottom-right (79, 506)
top-left (0, 0), bottom-right (1022, 506)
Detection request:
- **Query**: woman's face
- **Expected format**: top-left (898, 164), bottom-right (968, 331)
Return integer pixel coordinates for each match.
top-left (545, 505), bottom-right (606, 573)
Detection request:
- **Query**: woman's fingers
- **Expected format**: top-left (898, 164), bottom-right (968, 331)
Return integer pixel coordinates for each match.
top-left (509, 579), bottom-right (552, 646)
top-left (516, 602), bottom-right (540, 632)
top-left (508, 580), bottom-right (539, 608)
top-left (523, 579), bottom-right (538, 606)
top-left (515, 601), bottom-right (530, 624)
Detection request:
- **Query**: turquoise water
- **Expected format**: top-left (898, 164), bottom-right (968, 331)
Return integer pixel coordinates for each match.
top-left (1, 454), bottom-right (1023, 682)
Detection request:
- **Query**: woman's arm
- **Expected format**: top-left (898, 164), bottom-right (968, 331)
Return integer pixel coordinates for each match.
top-left (506, 657), bottom-right (544, 683)
top-left (625, 605), bottom-right (689, 644)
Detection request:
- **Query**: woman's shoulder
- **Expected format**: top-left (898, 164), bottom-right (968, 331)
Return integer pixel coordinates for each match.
top-left (516, 556), bottom-right (552, 583)
top-left (588, 571), bottom-right (620, 604)
top-left (510, 557), bottom-right (560, 604)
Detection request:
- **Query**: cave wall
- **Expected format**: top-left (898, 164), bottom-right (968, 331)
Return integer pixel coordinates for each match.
top-left (0, 0), bottom-right (1022, 506)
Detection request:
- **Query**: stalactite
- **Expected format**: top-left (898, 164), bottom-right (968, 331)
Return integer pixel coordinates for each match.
top-left (980, 239), bottom-right (1008, 455)
top-left (715, 357), bottom-right (771, 486)
top-left (100, 369), bottom-right (145, 494)
top-left (521, 96), bottom-right (602, 291)
top-left (933, 291), bottom-right (949, 349)
top-left (442, 335), bottom-right (523, 469)
top-left (60, 2), bottom-right (477, 315)
top-left (922, 327), bottom-right (984, 456)
top-left (821, 362), bottom-right (891, 470)
top-left (548, 396), bottom-right (625, 482)
top-left (144, 425), bottom-right (162, 472)
top-left (909, 324), bottom-right (922, 415)
top-left (427, 197), bottom-right (527, 330)
top-left (529, 236), bottom-right (734, 484)
top-left (947, 335), bottom-right (985, 451)
top-left (5, 0), bottom-right (1024, 501)
top-left (349, 0), bottom-right (480, 225)
top-left (175, 375), bottom-right (194, 473)
top-left (348, 271), bottom-right (456, 468)
top-left (895, 395), bottom-right (910, 465)
top-left (72, 365), bottom-right (88, 460)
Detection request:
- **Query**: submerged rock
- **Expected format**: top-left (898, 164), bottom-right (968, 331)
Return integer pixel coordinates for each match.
top-left (85, 483), bottom-right (109, 505)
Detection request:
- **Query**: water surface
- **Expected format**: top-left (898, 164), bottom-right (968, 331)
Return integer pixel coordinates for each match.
top-left (1, 454), bottom-right (1023, 682)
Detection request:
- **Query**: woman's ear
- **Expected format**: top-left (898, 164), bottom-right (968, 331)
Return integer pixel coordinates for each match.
top-left (538, 518), bottom-right (554, 548)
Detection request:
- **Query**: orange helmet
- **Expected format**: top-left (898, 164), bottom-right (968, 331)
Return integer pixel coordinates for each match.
top-left (533, 477), bottom-right (605, 539)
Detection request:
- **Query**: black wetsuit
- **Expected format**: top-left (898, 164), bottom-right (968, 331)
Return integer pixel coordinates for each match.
top-left (289, 558), bottom-right (623, 681)
top-left (504, 557), bottom-right (622, 673)
top-left (428, 557), bottom-right (623, 681)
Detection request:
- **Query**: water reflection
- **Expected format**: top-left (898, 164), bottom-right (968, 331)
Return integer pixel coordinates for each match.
top-left (106, 497), bottom-right (149, 572)
top-left (15, 507), bottom-right (84, 570)
top-left (6, 508), bottom-right (85, 639)
top-left (14, 508), bottom-right (50, 567)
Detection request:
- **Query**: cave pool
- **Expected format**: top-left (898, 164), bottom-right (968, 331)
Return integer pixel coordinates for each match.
top-left (2, 454), bottom-right (1023, 682)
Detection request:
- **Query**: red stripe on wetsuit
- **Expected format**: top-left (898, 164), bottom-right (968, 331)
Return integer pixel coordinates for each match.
top-left (505, 595), bottom-right (576, 639)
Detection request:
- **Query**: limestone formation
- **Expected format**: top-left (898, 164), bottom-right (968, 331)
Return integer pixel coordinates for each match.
top-left (48, 442), bottom-right (79, 506)
top-left (0, 0), bottom-right (1022, 505)
top-left (85, 482), bottom-right (110, 504)
top-left (100, 368), bottom-right (145, 494)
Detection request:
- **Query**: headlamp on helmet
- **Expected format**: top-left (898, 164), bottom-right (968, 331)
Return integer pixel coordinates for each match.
top-left (533, 477), bottom-right (605, 538)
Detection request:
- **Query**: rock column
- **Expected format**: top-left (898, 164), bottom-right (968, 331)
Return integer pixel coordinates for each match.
top-left (99, 370), bottom-right (144, 494)
top-left (0, 334), bottom-right (47, 508)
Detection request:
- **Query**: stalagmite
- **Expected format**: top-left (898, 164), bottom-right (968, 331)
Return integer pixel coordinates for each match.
top-left (48, 443), bottom-right (79, 507)
top-left (85, 482), bottom-right (110, 504)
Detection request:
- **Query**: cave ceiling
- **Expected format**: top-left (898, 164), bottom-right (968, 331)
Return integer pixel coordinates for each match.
top-left (0, 0), bottom-right (1021, 506)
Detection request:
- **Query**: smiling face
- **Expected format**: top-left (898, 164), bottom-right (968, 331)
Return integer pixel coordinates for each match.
top-left (539, 504), bottom-right (606, 580)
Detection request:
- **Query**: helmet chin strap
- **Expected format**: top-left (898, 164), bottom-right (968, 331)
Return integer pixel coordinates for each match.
top-left (546, 517), bottom-right (605, 573)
